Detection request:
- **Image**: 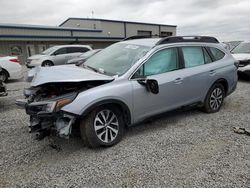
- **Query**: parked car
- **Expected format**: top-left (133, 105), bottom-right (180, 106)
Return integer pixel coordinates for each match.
top-left (0, 66), bottom-right (7, 96)
top-left (26, 49), bottom-right (102, 83)
top-left (231, 41), bottom-right (250, 76)
top-left (67, 49), bottom-right (102, 65)
top-left (223, 41), bottom-right (242, 51)
top-left (0, 55), bottom-right (22, 82)
top-left (17, 36), bottom-right (238, 148)
top-left (26, 45), bottom-right (92, 68)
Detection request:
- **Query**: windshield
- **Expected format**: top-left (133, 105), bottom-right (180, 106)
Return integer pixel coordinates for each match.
top-left (84, 43), bottom-right (150, 76)
top-left (232, 43), bottom-right (250, 53)
top-left (41, 46), bottom-right (58, 55)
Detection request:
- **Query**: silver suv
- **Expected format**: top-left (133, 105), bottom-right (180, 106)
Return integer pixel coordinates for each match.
top-left (26, 45), bottom-right (92, 68)
top-left (17, 36), bottom-right (238, 148)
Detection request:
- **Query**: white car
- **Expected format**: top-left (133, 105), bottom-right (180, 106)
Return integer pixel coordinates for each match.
top-left (0, 55), bottom-right (23, 82)
top-left (26, 45), bottom-right (92, 68)
top-left (231, 42), bottom-right (250, 76)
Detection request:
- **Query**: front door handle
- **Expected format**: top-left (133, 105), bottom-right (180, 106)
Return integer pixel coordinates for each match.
top-left (174, 77), bottom-right (183, 84)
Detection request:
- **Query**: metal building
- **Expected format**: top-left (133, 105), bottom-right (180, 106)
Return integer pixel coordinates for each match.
top-left (0, 18), bottom-right (177, 63)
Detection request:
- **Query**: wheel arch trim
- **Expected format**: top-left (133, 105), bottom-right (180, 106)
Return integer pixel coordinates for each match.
top-left (80, 99), bottom-right (132, 126)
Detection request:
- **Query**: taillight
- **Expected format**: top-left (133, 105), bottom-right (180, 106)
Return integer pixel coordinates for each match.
top-left (9, 58), bottom-right (20, 63)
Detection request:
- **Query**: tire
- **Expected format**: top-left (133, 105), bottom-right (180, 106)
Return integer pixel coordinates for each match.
top-left (1, 70), bottom-right (8, 82)
top-left (80, 105), bottom-right (124, 148)
top-left (202, 83), bottom-right (225, 113)
top-left (42, 61), bottom-right (54, 67)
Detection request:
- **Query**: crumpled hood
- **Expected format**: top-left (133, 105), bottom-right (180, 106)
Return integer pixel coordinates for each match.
top-left (28, 54), bottom-right (47, 60)
top-left (232, 53), bottom-right (250, 61)
top-left (31, 65), bottom-right (114, 87)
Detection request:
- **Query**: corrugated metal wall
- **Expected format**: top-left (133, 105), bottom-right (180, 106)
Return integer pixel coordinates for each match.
top-left (0, 19), bottom-right (177, 63)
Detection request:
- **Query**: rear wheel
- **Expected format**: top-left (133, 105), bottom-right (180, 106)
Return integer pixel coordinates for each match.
top-left (202, 83), bottom-right (225, 113)
top-left (80, 105), bottom-right (124, 148)
top-left (42, 61), bottom-right (54, 67)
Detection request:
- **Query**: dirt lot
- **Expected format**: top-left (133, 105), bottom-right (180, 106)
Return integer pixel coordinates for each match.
top-left (0, 72), bottom-right (249, 187)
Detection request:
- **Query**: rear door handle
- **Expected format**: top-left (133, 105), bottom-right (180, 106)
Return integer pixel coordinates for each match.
top-left (174, 77), bottom-right (183, 84)
top-left (209, 70), bottom-right (216, 75)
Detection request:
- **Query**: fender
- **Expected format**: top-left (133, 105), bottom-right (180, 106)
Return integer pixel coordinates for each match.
top-left (81, 99), bottom-right (132, 126)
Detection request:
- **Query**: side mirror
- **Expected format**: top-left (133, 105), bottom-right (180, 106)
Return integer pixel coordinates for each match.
top-left (137, 78), bottom-right (159, 94)
top-left (52, 53), bottom-right (57, 56)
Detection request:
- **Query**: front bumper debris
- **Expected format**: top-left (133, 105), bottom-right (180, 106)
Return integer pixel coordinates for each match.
top-left (15, 99), bottom-right (27, 108)
top-left (0, 84), bottom-right (7, 97)
top-left (16, 98), bottom-right (76, 140)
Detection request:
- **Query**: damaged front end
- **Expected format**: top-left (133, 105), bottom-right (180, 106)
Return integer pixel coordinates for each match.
top-left (16, 80), bottom-right (110, 140)
top-left (27, 92), bottom-right (77, 138)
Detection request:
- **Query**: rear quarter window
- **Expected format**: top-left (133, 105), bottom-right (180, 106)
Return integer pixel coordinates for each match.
top-left (209, 47), bottom-right (225, 61)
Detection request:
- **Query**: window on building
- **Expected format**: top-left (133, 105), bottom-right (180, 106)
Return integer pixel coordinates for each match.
top-left (26, 45), bottom-right (35, 57)
top-left (137, 30), bottom-right (152, 36)
top-left (160, 32), bottom-right (173, 37)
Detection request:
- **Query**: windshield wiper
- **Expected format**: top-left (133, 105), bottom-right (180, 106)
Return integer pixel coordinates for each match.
top-left (83, 65), bottom-right (105, 74)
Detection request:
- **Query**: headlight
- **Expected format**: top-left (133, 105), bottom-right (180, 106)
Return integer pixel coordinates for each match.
top-left (29, 92), bottom-right (77, 113)
top-left (45, 93), bottom-right (77, 112)
top-left (45, 101), bottom-right (57, 112)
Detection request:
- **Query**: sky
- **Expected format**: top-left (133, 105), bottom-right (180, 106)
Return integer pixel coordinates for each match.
top-left (0, 0), bottom-right (249, 41)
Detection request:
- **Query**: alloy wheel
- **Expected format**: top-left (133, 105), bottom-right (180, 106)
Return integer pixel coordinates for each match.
top-left (94, 109), bottom-right (119, 143)
top-left (210, 88), bottom-right (223, 110)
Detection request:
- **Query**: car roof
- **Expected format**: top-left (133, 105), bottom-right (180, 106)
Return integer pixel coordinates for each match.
top-left (54, 44), bottom-right (91, 48)
top-left (120, 38), bottom-right (161, 47)
top-left (119, 38), bottom-right (223, 49)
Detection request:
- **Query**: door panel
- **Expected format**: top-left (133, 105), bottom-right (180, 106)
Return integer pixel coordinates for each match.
top-left (180, 46), bottom-right (215, 102)
top-left (131, 47), bottom-right (187, 123)
top-left (132, 69), bottom-right (188, 122)
top-left (52, 48), bottom-right (67, 65)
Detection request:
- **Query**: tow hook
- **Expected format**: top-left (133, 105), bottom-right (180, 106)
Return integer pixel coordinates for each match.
top-left (35, 131), bottom-right (50, 140)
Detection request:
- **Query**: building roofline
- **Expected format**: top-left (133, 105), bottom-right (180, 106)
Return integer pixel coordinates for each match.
top-left (59, 17), bottom-right (177, 28)
top-left (0, 23), bottom-right (102, 32)
top-left (0, 34), bottom-right (123, 40)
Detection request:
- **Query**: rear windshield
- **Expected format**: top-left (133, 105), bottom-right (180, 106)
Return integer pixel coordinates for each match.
top-left (232, 43), bottom-right (250, 53)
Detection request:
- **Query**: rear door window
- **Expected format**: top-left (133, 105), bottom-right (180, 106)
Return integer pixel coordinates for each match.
top-left (67, 47), bottom-right (90, 53)
top-left (203, 48), bottom-right (212, 64)
top-left (182, 47), bottom-right (205, 68)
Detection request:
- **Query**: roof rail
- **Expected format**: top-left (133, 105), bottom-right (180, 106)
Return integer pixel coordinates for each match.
top-left (123, 34), bottom-right (160, 41)
top-left (156, 36), bottom-right (219, 45)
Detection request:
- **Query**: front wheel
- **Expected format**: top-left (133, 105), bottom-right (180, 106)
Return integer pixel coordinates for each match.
top-left (80, 105), bottom-right (124, 148)
top-left (202, 83), bottom-right (225, 113)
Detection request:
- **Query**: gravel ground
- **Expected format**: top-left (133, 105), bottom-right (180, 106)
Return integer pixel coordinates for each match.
top-left (0, 70), bottom-right (249, 187)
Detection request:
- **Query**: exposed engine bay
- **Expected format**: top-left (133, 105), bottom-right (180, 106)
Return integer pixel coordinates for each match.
top-left (16, 80), bottom-right (111, 140)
